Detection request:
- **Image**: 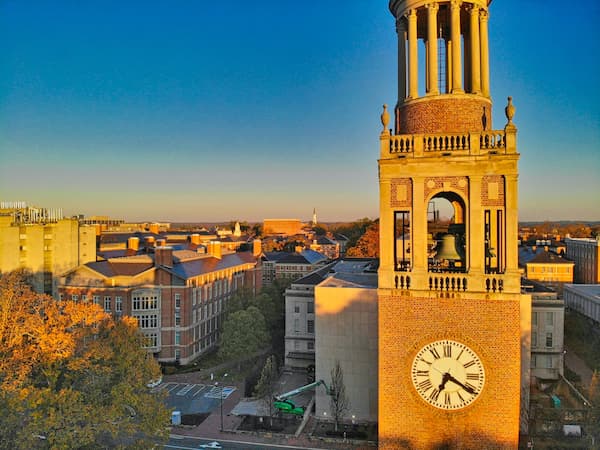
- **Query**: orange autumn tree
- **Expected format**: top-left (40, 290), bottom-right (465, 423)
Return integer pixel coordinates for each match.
top-left (345, 220), bottom-right (380, 258)
top-left (0, 270), bottom-right (169, 449)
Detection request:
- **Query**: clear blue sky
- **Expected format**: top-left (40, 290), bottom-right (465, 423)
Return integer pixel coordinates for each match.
top-left (1, 1), bottom-right (598, 222)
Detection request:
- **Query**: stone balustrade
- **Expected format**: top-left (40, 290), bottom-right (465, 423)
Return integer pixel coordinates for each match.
top-left (390, 271), bottom-right (519, 295)
top-left (385, 129), bottom-right (516, 158)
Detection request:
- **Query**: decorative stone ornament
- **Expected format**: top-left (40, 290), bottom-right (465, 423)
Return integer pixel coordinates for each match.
top-left (505, 96), bottom-right (515, 125)
top-left (381, 104), bottom-right (390, 133)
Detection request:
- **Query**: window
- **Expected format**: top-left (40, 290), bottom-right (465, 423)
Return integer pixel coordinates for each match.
top-left (546, 312), bottom-right (554, 326)
top-left (532, 332), bottom-right (537, 348)
top-left (115, 296), bottom-right (122, 312)
top-left (59, 293), bottom-right (64, 300)
top-left (71, 294), bottom-right (78, 302)
top-left (174, 349), bottom-right (181, 361)
top-left (93, 295), bottom-right (100, 305)
top-left (136, 314), bottom-right (158, 328)
top-left (546, 355), bottom-right (553, 369)
top-left (175, 293), bottom-right (181, 309)
top-left (394, 210), bottom-right (411, 271)
top-left (307, 302), bottom-right (314, 314)
top-left (546, 332), bottom-right (553, 348)
top-left (307, 341), bottom-right (314, 350)
top-left (104, 296), bottom-right (111, 312)
top-left (175, 312), bottom-right (181, 326)
top-left (175, 332), bottom-right (181, 345)
top-left (294, 341), bottom-right (300, 350)
top-left (294, 304), bottom-right (300, 313)
top-left (532, 312), bottom-right (538, 326)
top-left (294, 318), bottom-right (300, 332)
top-left (530, 355), bottom-right (536, 368)
top-left (144, 333), bottom-right (158, 348)
top-left (307, 320), bottom-right (314, 334)
top-left (81, 294), bottom-right (87, 302)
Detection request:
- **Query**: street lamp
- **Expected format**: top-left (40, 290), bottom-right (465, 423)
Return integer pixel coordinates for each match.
top-left (219, 373), bottom-right (228, 431)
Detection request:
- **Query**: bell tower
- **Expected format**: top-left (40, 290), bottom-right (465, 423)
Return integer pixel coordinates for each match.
top-left (378, 1), bottom-right (530, 448)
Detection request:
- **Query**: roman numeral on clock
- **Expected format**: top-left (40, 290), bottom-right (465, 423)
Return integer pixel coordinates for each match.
top-left (418, 379), bottom-right (433, 391)
top-left (429, 388), bottom-right (441, 402)
top-left (429, 347), bottom-right (441, 359)
top-left (463, 360), bottom-right (475, 369)
top-left (444, 392), bottom-right (451, 406)
top-left (443, 344), bottom-right (452, 358)
top-left (466, 373), bottom-right (480, 381)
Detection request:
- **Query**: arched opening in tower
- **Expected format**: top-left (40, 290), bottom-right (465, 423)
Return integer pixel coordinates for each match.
top-left (428, 192), bottom-right (467, 273)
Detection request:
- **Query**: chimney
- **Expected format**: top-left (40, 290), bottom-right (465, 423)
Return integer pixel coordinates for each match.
top-left (208, 241), bottom-right (222, 259)
top-left (156, 238), bottom-right (166, 247)
top-left (190, 233), bottom-right (201, 245)
top-left (155, 246), bottom-right (173, 267)
top-left (128, 237), bottom-right (140, 251)
top-left (145, 236), bottom-right (156, 247)
top-left (253, 239), bottom-right (262, 257)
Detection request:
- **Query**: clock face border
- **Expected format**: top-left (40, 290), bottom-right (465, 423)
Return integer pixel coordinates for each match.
top-left (411, 339), bottom-right (485, 411)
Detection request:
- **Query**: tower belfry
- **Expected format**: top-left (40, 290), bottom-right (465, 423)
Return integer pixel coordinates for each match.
top-left (378, 1), bottom-right (529, 448)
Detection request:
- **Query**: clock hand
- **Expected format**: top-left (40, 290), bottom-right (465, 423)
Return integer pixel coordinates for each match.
top-left (438, 372), bottom-right (451, 391)
top-left (446, 373), bottom-right (477, 395)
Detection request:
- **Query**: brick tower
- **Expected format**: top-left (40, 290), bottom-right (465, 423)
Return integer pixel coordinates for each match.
top-left (378, 1), bottom-right (530, 448)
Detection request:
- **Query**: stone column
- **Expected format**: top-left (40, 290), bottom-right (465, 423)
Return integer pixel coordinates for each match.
top-left (426, 4), bottom-right (439, 95)
top-left (450, 1), bottom-right (463, 93)
top-left (407, 8), bottom-right (419, 99)
top-left (469, 5), bottom-right (481, 94)
top-left (397, 19), bottom-right (407, 102)
top-left (480, 9), bottom-right (490, 97)
top-left (446, 39), bottom-right (453, 93)
top-left (504, 174), bottom-right (519, 272)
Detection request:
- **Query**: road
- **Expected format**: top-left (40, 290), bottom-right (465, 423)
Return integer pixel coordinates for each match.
top-left (165, 435), bottom-right (332, 450)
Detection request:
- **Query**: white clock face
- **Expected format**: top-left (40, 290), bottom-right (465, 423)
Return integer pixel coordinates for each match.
top-left (411, 339), bottom-right (485, 410)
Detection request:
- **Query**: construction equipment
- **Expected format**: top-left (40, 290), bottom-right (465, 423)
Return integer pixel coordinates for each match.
top-left (273, 379), bottom-right (333, 416)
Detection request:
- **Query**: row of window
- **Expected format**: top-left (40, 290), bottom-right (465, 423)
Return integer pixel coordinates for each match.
top-left (68, 294), bottom-right (123, 313)
top-left (293, 302), bottom-right (315, 314)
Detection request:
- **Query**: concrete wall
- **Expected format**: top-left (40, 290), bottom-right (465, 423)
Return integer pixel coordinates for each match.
top-left (314, 285), bottom-right (378, 422)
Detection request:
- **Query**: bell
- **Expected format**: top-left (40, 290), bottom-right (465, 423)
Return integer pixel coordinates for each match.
top-left (434, 234), bottom-right (463, 261)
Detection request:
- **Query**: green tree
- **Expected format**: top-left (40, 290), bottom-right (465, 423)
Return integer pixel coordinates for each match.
top-left (218, 306), bottom-right (270, 369)
top-left (0, 270), bottom-right (170, 449)
top-left (253, 355), bottom-right (279, 426)
top-left (329, 360), bottom-right (350, 433)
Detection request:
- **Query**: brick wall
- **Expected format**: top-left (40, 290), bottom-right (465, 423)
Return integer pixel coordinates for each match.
top-left (399, 97), bottom-right (492, 134)
top-left (378, 291), bottom-right (521, 449)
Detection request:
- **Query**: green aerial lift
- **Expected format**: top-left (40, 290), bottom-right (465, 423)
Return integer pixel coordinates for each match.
top-left (273, 379), bottom-right (333, 416)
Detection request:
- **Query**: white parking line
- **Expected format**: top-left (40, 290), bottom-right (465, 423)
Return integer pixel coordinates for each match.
top-left (164, 382), bottom-right (180, 393)
top-left (176, 384), bottom-right (194, 396)
top-left (191, 384), bottom-right (207, 396)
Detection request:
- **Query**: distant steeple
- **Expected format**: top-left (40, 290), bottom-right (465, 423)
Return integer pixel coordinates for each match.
top-left (234, 221), bottom-right (241, 237)
top-left (312, 208), bottom-right (317, 227)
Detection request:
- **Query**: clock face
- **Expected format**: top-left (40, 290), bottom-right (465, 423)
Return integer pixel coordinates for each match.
top-left (411, 339), bottom-right (485, 410)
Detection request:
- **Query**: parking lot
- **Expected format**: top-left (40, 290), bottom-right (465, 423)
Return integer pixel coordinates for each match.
top-left (155, 382), bottom-right (236, 415)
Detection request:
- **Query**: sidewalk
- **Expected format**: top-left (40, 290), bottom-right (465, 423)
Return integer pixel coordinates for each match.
top-left (167, 376), bottom-right (374, 449)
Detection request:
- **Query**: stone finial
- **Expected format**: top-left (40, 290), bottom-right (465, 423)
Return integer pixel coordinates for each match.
top-left (381, 104), bottom-right (390, 133)
top-left (505, 96), bottom-right (515, 125)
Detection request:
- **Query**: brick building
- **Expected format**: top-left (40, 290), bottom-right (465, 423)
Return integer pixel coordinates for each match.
top-left (58, 243), bottom-right (261, 364)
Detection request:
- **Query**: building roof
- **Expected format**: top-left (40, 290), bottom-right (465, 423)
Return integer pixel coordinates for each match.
top-left (86, 258), bottom-right (155, 277)
top-left (171, 252), bottom-right (257, 279)
top-left (564, 284), bottom-right (600, 301)
top-left (527, 250), bottom-right (573, 265)
top-left (77, 251), bottom-right (256, 281)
